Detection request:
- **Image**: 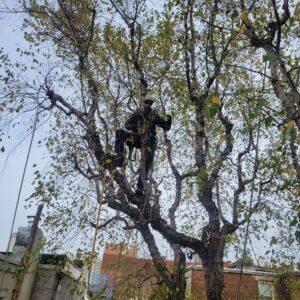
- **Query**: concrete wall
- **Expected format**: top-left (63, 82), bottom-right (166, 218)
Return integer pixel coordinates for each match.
top-left (0, 260), bottom-right (86, 300)
top-left (30, 266), bottom-right (85, 300)
top-left (0, 254), bottom-right (19, 300)
top-left (30, 268), bottom-right (57, 300)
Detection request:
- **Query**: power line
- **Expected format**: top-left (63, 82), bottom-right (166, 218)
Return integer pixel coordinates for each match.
top-left (0, 108), bottom-right (39, 291)
top-left (235, 62), bottom-right (267, 300)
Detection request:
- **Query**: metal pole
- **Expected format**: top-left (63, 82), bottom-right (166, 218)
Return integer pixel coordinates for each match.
top-left (11, 204), bottom-right (43, 300)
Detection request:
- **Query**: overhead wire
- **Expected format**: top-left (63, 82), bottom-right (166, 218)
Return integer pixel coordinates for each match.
top-left (0, 107), bottom-right (40, 291)
top-left (235, 62), bottom-right (267, 300)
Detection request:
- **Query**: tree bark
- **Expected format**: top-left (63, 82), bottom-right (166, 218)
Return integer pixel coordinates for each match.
top-left (202, 229), bottom-right (225, 300)
top-left (204, 260), bottom-right (224, 300)
top-left (169, 244), bottom-right (187, 300)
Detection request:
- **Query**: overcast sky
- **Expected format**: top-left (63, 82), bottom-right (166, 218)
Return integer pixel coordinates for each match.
top-left (0, 5), bottom-right (46, 251)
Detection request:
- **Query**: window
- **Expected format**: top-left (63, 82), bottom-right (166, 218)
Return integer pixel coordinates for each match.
top-left (0, 288), bottom-right (8, 300)
top-left (258, 281), bottom-right (274, 300)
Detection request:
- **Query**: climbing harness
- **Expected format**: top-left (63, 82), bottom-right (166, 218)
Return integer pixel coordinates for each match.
top-left (128, 146), bottom-right (137, 162)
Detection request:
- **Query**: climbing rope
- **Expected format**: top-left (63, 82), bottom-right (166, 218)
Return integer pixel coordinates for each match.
top-left (0, 108), bottom-right (40, 291)
top-left (235, 62), bottom-right (267, 300)
top-left (87, 162), bottom-right (109, 286)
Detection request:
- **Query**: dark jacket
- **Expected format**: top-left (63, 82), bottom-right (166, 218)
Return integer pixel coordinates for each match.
top-left (125, 109), bottom-right (172, 138)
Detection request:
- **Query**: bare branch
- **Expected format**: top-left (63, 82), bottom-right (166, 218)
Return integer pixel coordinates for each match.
top-left (89, 215), bottom-right (133, 230)
top-left (73, 153), bottom-right (96, 180)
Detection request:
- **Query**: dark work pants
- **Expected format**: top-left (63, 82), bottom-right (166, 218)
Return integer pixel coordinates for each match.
top-left (115, 129), bottom-right (155, 190)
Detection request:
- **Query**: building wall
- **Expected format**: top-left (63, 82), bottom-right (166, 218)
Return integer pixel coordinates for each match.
top-left (101, 252), bottom-right (159, 299)
top-left (30, 267), bottom-right (85, 300)
top-left (100, 244), bottom-right (300, 300)
top-left (0, 257), bottom-right (18, 300)
top-left (189, 268), bottom-right (300, 300)
top-left (286, 276), bottom-right (300, 300)
top-left (0, 254), bottom-right (86, 300)
top-left (104, 244), bottom-right (138, 258)
top-left (30, 268), bottom-right (57, 300)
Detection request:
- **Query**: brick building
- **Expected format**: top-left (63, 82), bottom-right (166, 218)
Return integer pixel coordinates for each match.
top-left (100, 244), bottom-right (300, 299)
top-left (186, 265), bottom-right (300, 299)
top-left (100, 244), bottom-right (171, 299)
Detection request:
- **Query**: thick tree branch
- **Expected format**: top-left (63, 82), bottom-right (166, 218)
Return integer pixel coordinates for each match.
top-left (138, 224), bottom-right (173, 288)
top-left (89, 216), bottom-right (134, 230)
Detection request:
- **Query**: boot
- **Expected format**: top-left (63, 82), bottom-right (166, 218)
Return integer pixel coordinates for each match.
top-left (135, 176), bottom-right (144, 195)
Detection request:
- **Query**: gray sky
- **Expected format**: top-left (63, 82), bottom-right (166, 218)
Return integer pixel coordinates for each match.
top-left (0, 5), bottom-right (44, 251)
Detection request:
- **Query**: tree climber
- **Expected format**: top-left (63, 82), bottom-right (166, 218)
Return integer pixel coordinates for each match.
top-left (115, 95), bottom-right (172, 192)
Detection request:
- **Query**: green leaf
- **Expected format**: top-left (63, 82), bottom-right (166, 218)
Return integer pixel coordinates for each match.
top-left (264, 116), bottom-right (274, 127)
top-left (290, 219), bottom-right (298, 227)
top-left (270, 236), bottom-right (277, 246)
top-left (262, 52), bottom-right (277, 63)
top-left (231, 10), bottom-right (239, 19)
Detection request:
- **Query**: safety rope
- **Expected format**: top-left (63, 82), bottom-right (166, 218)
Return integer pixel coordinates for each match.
top-left (235, 62), bottom-right (267, 300)
top-left (0, 108), bottom-right (39, 291)
top-left (87, 163), bottom-right (108, 286)
top-left (140, 100), bottom-right (147, 190)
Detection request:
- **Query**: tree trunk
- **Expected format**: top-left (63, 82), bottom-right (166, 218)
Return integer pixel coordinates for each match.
top-left (168, 290), bottom-right (186, 300)
top-left (168, 245), bottom-right (187, 300)
top-left (202, 230), bottom-right (225, 300)
top-left (203, 260), bottom-right (224, 300)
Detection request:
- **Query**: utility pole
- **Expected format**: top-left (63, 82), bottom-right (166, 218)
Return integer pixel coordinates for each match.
top-left (11, 204), bottom-right (43, 300)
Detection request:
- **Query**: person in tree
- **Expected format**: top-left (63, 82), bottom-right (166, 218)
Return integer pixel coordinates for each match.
top-left (115, 95), bottom-right (172, 191)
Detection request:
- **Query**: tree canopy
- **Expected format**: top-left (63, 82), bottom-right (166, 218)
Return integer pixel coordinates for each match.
top-left (0, 0), bottom-right (299, 299)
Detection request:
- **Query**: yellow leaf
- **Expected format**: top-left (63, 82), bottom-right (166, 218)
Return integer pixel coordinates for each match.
top-left (218, 136), bottom-right (225, 145)
top-left (240, 9), bottom-right (248, 21)
top-left (212, 95), bottom-right (221, 105)
top-left (238, 24), bottom-right (244, 33)
top-left (287, 120), bottom-right (295, 128)
top-left (297, 186), bottom-right (300, 196)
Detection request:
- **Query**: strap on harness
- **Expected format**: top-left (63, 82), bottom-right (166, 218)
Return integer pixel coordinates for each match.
top-left (128, 147), bottom-right (137, 161)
